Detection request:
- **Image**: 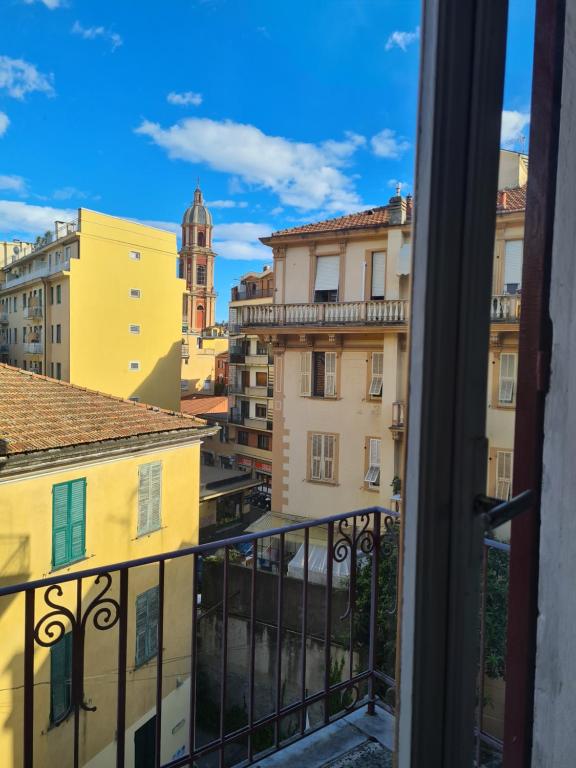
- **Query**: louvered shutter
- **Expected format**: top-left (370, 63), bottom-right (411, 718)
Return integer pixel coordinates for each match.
top-left (323, 435), bottom-right (335, 480)
top-left (147, 587), bottom-right (160, 658)
top-left (135, 593), bottom-right (148, 666)
top-left (504, 240), bottom-right (523, 290)
top-left (397, 243), bottom-right (412, 275)
top-left (498, 353), bottom-right (517, 403)
top-left (311, 435), bottom-right (322, 479)
top-left (149, 463), bottom-right (162, 531)
top-left (300, 351), bottom-right (312, 396)
top-left (324, 352), bottom-right (337, 396)
top-left (69, 479), bottom-right (86, 561)
top-left (371, 252), bottom-right (386, 298)
top-left (314, 256), bottom-right (340, 291)
top-left (364, 439), bottom-right (381, 485)
top-left (138, 464), bottom-right (151, 534)
top-left (496, 451), bottom-right (513, 500)
top-left (50, 633), bottom-right (72, 723)
top-left (52, 483), bottom-right (70, 567)
top-left (369, 353), bottom-right (384, 396)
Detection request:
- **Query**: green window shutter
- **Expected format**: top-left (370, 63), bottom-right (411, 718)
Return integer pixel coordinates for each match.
top-left (135, 593), bottom-right (148, 666)
top-left (52, 483), bottom-right (70, 567)
top-left (149, 463), bottom-right (162, 531)
top-left (50, 632), bottom-right (72, 723)
top-left (138, 464), bottom-right (151, 534)
top-left (147, 586), bottom-right (160, 658)
top-left (69, 479), bottom-right (86, 561)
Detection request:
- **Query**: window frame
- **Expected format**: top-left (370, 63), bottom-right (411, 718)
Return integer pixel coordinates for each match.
top-left (137, 461), bottom-right (162, 536)
top-left (368, 351), bottom-right (384, 398)
top-left (307, 431), bottom-right (338, 484)
top-left (135, 586), bottom-right (160, 668)
top-left (50, 632), bottom-right (73, 725)
top-left (51, 478), bottom-right (87, 569)
top-left (364, 436), bottom-right (382, 489)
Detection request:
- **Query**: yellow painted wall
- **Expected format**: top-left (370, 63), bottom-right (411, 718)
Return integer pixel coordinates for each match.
top-left (69, 209), bottom-right (184, 410)
top-left (180, 334), bottom-right (228, 395)
top-left (0, 440), bottom-right (200, 767)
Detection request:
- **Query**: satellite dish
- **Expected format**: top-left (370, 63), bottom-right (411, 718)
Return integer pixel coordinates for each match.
top-left (13, 246), bottom-right (20, 255)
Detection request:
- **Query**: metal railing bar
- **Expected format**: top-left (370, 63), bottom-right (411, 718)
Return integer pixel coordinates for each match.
top-left (247, 546), bottom-right (257, 762)
top-left (368, 510), bottom-right (381, 714)
top-left (323, 522), bottom-right (334, 725)
top-left (274, 532), bottom-right (285, 747)
top-left (188, 555), bottom-right (198, 761)
top-left (300, 528), bottom-right (309, 735)
top-left (155, 561), bottom-right (165, 768)
top-left (24, 589), bottom-right (35, 768)
top-left (116, 569), bottom-right (128, 768)
top-left (218, 546), bottom-right (229, 768)
top-left (73, 578), bottom-right (82, 768)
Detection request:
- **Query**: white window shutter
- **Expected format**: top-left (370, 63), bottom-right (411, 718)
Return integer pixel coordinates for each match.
top-left (371, 251), bottom-right (386, 297)
top-left (369, 352), bottom-right (384, 396)
top-left (314, 256), bottom-right (340, 292)
top-left (138, 464), bottom-right (151, 534)
top-left (149, 462), bottom-right (162, 530)
top-left (397, 243), bottom-right (412, 276)
top-left (498, 353), bottom-right (517, 403)
top-left (324, 352), bottom-right (337, 396)
top-left (135, 593), bottom-right (148, 666)
top-left (504, 240), bottom-right (523, 290)
top-left (311, 434), bottom-right (322, 479)
top-left (300, 351), bottom-right (312, 396)
top-left (496, 451), bottom-right (513, 500)
top-left (323, 435), bottom-right (335, 480)
top-left (364, 438), bottom-right (381, 485)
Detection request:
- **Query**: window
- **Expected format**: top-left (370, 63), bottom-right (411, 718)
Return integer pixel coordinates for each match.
top-left (22, 293), bottom-right (27, 308)
top-left (65, 246), bottom-right (71, 260)
top-left (255, 371), bottom-right (267, 387)
top-left (258, 434), bottom-right (271, 450)
top-left (129, 324), bottom-right (141, 334)
top-left (50, 286), bottom-right (54, 305)
top-left (50, 632), bottom-right (72, 725)
top-left (129, 361), bottom-right (141, 371)
top-left (56, 362), bottom-right (62, 380)
top-left (180, 380), bottom-right (189, 391)
top-left (255, 403), bottom-right (267, 418)
top-left (23, 327), bottom-right (27, 341)
top-left (135, 586), bottom-right (159, 667)
top-left (137, 462), bottom-right (162, 535)
top-left (237, 430), bottom-right (249, 446)
top-left (56, 324), bottom-right (61, 343)
top-left (50, 362), bottom-right (54, 377)
top-left (371, 251), bottom-right (386, 299)
top-left (52, 478), bottom-right (86, 568)
top-left (495, 450), bottom-right (513, 500)
top-left (130, 288), bottom-right (141, 299)
top-left (504, 239), bottom-right (523, 293)
top-left (56, 285), bottom-right (61, 304)
top-left (314, 256), bottom-right (339, 302)
top-left (202, 451), bottom-right (215, 466)
top-left (23, 359), bottom-right (27, 371)
top-left (196, 265), bottom-right (207, 285)
top-left (310, 433), bottom-right (337, 482)
top-left (197, 231), bottom-right (205, 247)
top-left (219, 425), bottom-right (229, 443)
top-left (129, 250), bottom-right (141, 261)
top-left (369, 352), bottom-right (384, 397)
top-left (13, 328), bottom-right (17, 344)
top-left (304, 351), bottom-right (337, 398)
top-left (498, 352), bottom-right (517, 404)
top-left (299, 351), bottom-right (311, 396)
top-left (364, 438), bottom-right (381, 487)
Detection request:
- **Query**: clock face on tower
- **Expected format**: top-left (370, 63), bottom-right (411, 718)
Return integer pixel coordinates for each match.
top-left (179, 184), bottom-right (215, 332)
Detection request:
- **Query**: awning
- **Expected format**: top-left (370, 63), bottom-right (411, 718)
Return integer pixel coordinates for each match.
top-left (287, 543), bottom-right (350, 587)
top-left (245, 512), bottom-right (328, 546)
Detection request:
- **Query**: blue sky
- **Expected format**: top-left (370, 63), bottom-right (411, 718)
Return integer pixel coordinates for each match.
top-left (1, 0), bottom-right (534, 320)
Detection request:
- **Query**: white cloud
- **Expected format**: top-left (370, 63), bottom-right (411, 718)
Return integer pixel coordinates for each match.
top-left (0, 200), bottom-right (75, 236)
top-left (23, 0), bottom-right (64, 8)
top-left (371, 129), bottom-right (410, 159)
top-left (52, 186), bottom-right (94, 201)
top-left (0, 56), bottom-right (54, 100)
top-left (215, 222), bottom-right (271, 241)
top-left (211, 221), bottom-right (272, 261)
top-left (205, 199), bottom-right (248, 209)
top-left (167, 91), bottom-right (203, 107)
top-left (0, 175), bottom-right (26, 193)
top-left (135, 117), bottom-right (365, 212)
top-left (271, 206), bottom-right (284, 215)
top-left (385, 26), bottom-right (420, 52)
top-left (71, 21), bottom-right (123, 52)
top-left (501, 110), bottom-right (530, 149)
top-left (0, 112), bottom-right (9, 137)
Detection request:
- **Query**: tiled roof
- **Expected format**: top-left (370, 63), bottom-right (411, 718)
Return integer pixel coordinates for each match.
top-left (180, 395), bottom-right (229, 417)
top-left (265, 185), bottom-right (526, 239)
top-left (0, 365), bottom-right (208, 457)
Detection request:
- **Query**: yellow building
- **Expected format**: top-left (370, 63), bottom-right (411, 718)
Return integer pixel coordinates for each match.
top-left (243, 151), bottom-right (525, 520)
top-left (180, 331), bottom-right (228, 396)
top-left (0, 364), bottom-right (217, 767)
top-left (0, 209), bottom-right (185, 410)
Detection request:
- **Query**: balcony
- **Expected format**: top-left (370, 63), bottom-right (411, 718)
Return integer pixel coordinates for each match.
top-left (389, 401), bottom-right (405, 440)
top-left (245, 385), bottom-right (268, 398)
top-left (0, 507), bottom-right (507, 767)
top-left (230, 351), bottom-right (247, 363)
top-left (240, 300), bottom-right (409, 331)
top-left (2, 257), bottom-right (73, 292)
top-left (0, 343), bottom-right (8, 354)
top-left (24, 303), bottom-right (43, 320)
top-left (490, 293), bottom-right (521, 322)
top-left (231, 286), bottom-right (275, 302)
top-left (244, 416), bottom-right (272, 431)
top-left (245, 353), bottom-right (270, 365)
top-left (23, 342), bottom-right (43, 356)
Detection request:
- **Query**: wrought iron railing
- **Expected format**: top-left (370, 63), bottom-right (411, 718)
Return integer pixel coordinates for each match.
top-left (0, 508), bottom-right (507, 767)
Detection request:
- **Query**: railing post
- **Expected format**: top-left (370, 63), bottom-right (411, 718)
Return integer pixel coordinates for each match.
top-left (368, 510), bottom-right (381, 715)
top-left (24, 589), bottom-right (35, 768)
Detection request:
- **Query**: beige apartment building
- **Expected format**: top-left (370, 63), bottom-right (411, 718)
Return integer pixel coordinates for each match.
top-left (1, 240), bottom-right (33, 266)
top-left (228, 268), bottom-right (275, 485)
top-left (241, 150), bottom-right (525, 520)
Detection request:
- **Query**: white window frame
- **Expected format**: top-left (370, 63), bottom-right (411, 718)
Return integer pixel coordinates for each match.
top-left (495, 450), bottom-right (513, 500)
top-left (498, 352), bottom-right (517, 404)
top-left (299, 351), bottom-right (311, 396)
top-left (324, 351), bottom-right (337, 397)
top-left (129, 361), bottom-right (141, 371)
top-left (369, 352), bottom-right (384, 397)
top-left (364, 438), bottom-right (381, 487)
top-left (310, 433), bottom-right (336, 482)
top-left (129, 250), bottom-right (141, 261)
top-left (129, 288), bottom-right (141, 299)
top-left (129, 324), bottom-right (141, 335)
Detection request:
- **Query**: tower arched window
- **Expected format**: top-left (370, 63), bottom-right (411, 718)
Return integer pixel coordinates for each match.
top-left (197, 231), bottom-right (205, 247)
top-left (197, 265), bottom-right (207, 285)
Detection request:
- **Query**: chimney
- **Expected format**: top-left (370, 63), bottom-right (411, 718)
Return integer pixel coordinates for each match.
top-left (388, 188), bottom-right (407, 225)
top-left (405, 194), bottom-right (413, 221)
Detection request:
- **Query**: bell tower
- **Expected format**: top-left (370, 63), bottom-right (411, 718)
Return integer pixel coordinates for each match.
top-left (179, 183), bottom-right (216, 333)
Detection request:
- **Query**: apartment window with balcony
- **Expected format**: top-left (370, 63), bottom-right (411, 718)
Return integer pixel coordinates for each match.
top-left (313, 256), bottom-right (339, 302)
top-left (299, 350), bottom-right (337, 398)
top-left (308, 432), bottom-right (338, 483)
top-left (364, 437), bottom-right (381, 488)
top-left (255, 371), bottom-right (267, 387)
top-left (498, 352), bottom-right (517, 405)
top-left (135, 586), bottom-right (159, 667)
top-left (137, 461), bottom-right (162, 536)
top-left (237, 430), bottom-right (249, 446)
top-left (369, 352), bottom-right (384, 397)
top-left (197, 265), bottom-right (207, 285)
top-left (56, 324), bottom-right (61, 343)
top-left (52, 478), bottom-right (86, 568)
top-left (371, 251), bottom-right (386, 299)
top-left (56, 285), bottom-right (61, 304)
top-left (255, 404), bottom-right (267, 418)
top-left (257, 434), bottom-right (271, 451)
top-left (50, 632), bottom-right (72, 725)
top-left (504, 239), bottom-right (523, 293)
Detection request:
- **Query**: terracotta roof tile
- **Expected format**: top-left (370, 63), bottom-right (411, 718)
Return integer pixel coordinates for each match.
top-left (265, 185), bottom-right (526, 240)
top-left (0, 365), bottom-right (208, 456)
top-left (180, 395), bottom-right (229, 417)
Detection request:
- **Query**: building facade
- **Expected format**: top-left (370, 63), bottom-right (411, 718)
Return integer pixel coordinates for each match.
top-left (180, 331), bottom-right (229, 396)
top-left (1, 240), bottom-right (33, 267)
top-left (228, 268), bottom-right (275, 485)
top-left (0, 364), bottom-right (216, 767)
top-left (243, 151), bottom-right (525, 520)
top-left (0, 209), bottom-right (185, 410)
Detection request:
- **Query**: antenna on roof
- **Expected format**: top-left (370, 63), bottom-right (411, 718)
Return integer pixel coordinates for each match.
top-left (519, 134), bottom-right (526, 153)
top-left (396, 182), bottom-right (402, 196)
